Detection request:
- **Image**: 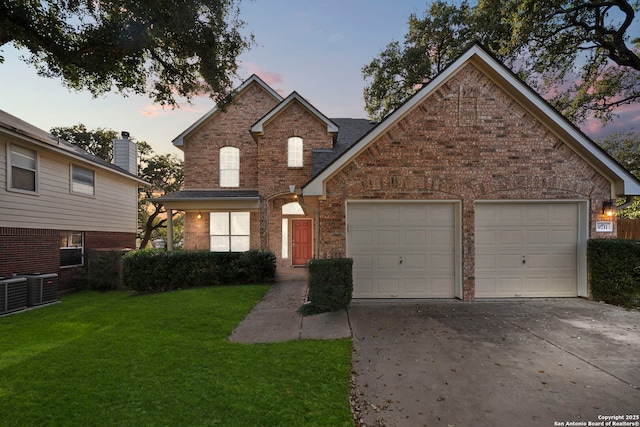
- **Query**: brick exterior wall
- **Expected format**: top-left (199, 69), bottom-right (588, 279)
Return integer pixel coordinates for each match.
top-left (183, 83), bottom-right (280, 190)
top-left (319, 63), bottom-right (614, 300)
top-left (0, 227), bottom-right (135, 292)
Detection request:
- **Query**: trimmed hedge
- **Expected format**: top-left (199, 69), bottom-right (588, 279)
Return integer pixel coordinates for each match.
top-left (87, 249), bottom-right (129, 291)
top-left (123, 249), bottom-right (276, 292)
top-left (302, 258), bottom-right (353, 314)
top-left (588, 239), bottom-right (640, 308)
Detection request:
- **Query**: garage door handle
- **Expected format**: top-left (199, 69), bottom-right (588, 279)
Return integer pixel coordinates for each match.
top-left (522, 255), bottom-right (526, 265)
top-left (399, 256), bottom-right (403, 265)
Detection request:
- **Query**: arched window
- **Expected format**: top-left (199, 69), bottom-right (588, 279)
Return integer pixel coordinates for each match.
top-left (282, 202), bottom-right (304, 215)
top-left (287, 136), bottom-right (303, 167)
top-left (219, 147), bottom-right (239, 187)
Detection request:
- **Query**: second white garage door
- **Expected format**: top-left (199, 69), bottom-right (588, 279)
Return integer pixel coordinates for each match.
top-left (347, 202), bottom-right (456, 298)
top-left (475, 203), bottom-right (579, 298)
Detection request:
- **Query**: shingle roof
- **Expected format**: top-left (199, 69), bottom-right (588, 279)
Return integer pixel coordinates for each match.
top-left (0, 109), bottom-right (146, 184)
top-left (158, 190), bottom-right (260, 201)
top-left (311, 118), bottom-right (377, 178)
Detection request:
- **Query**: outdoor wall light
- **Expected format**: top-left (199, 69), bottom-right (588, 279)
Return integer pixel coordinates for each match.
top-left (196, 212), bottom-right (202, 219)
top-left (602, 200), bottom-right (615, 217)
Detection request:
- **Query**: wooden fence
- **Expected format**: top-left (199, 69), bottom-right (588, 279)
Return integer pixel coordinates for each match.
top-left (617, 219), bottom-right (640, 240)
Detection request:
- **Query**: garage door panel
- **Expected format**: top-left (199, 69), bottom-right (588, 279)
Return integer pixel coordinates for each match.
top-left (404, 230), bottom-right (428, 246)
top-left (377, 230), bottom-right (400, 245)
top-left (526, 230), bottom-right (549, 245)
top-left (476, 203), bottom-right (578, 298)
top-left (349, 202), bottom-right (455, 298)
top-left (378, 279), bottom-right (400, 294)
top-left (497, 230), bottom-right (523, 245)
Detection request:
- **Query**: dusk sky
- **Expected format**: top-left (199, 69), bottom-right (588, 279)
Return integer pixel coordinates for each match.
top-left (1, 0), bottom-right (638, 158)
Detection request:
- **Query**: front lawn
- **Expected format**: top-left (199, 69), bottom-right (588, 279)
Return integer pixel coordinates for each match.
top-left (0, 286), bottom-right (353, 426)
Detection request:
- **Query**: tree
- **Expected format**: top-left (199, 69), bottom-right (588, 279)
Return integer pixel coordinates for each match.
top-left (363, 0), bottom-right (640, 123)
top-left (138, 154), bottom-right (184, 249)
top-left (51, 124), bottom-right (118, 162)
top-left (1, 0), bottom-right (251, 106)
top-left (52, 125), bottom-right (184, 248)
top-left (597, 129), bottom-right (640, 218)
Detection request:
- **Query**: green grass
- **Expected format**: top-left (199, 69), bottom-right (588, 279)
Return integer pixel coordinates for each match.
top-left (0, 286), bottom-right (353, 426)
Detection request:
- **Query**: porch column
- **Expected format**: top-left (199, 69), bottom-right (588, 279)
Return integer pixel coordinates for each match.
top-left (166, 209), bottom-right (174, 251)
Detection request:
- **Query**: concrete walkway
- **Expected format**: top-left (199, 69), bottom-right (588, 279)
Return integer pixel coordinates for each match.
top-left (229, 280), bottom-right (352, 343)
top-left (229, 282), bottom-right (640, 426)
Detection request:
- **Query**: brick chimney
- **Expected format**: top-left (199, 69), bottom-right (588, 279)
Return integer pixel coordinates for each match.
top-left (112, 131), bottom-right (137, 175)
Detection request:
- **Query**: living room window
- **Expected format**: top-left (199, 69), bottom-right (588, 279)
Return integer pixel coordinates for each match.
top-left (287, 137), bottom-right (303, 167)
top-left (220, 147), bottom-right (239, 187)
top-left (210, 212), bottom-right (250, 252)
top-left (71, 164), bottom-right (95, 195)
top-left (9, 144), bottom-right (37, 192)
top-left (60, 231), bottom-right (84, 267)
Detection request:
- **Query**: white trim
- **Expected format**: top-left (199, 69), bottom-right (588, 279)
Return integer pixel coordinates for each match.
top-left (303, 44), bottom-right (640, 198)
top-left (250, 92), bottom-right (339, 136)
top-left (345, 199), bottom-right (462, 299)
top-left (172, 75), bottom-right (283, 147)
top-left (7, 143), bottom-right (39, 194)
top-left (474, 199), bottom-right (588, 298)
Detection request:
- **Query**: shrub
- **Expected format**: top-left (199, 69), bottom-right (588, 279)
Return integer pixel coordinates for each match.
top-left (122, 250), bottom-right (276, 292)
top-left (87, 249), bottom-right (129, 291)
top-left (304, 258), bottom-right (353, 314)
top-left (588, 239), bottom-right (640, 308)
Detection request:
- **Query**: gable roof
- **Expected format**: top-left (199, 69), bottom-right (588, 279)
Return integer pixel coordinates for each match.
top-left (172, 74), bottom-right (284, 148)
top-left (311, 118), bottom-right (377, 177)
top-left (303, 43), bottom-right (640, 197)
top-left (0, 109), bottom-right (147, 185)
top-left (250, 91), bottom-right (339, 136)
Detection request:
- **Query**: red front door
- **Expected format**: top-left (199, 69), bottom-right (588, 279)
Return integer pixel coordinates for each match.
top-left (292, 220), bottom-right (312, 265)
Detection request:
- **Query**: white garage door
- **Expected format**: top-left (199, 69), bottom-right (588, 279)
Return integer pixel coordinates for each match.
top-left (475, 203), bottom-right (578, 298)
top-left (347, 202), bottom-right (455, 298)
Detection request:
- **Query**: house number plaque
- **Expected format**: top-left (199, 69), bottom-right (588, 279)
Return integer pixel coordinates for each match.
top-left (595, 221), bottom-right (613, 233)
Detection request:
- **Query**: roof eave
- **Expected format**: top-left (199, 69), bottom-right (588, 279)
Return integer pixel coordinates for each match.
top-left (172, 74), bottom-right (284, 147)
top-left (303, 43), bottom-right (640, 197)
top-left (250, 92), bottom-right (339, 136)
top-left (1, 125), bottom-right (149, 186)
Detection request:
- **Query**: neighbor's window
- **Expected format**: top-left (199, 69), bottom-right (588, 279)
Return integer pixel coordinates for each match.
top-left (219, 147), bottom-right (239, 187)
top-left (287, 137), bottom-right (303, 167)
top-left (210, 212), bottom-right (250, 252)
top-left (71, 165), bottom-right (95, 195)
top-left (9, 144), bottom-right (37, 192)
top-left (60, 231), bottom-right (84, 267)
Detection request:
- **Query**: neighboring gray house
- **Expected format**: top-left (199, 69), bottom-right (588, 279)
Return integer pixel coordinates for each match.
top-left (0, 110), bottom-right (147, 291)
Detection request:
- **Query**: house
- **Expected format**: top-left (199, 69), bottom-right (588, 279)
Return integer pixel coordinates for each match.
top-left (159, 43), bottom-right (640, 300)
top-left (0, 110), bottom-right (147, 292)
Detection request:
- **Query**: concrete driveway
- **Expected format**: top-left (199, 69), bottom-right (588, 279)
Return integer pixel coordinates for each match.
top-left (349, 298), bottom-right (640, 427)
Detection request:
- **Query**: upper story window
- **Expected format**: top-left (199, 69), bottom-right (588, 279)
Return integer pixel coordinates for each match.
top-left (220, 146), bottom-right (239, 187)
top-left (9, 144), bottom-right (37, 193)
top-left (71, 164), bottom-right (95, 196)
top-left (288, 137), bottom-right (303, 168)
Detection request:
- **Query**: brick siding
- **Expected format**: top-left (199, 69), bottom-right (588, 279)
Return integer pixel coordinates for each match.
top-left (319, 63), bottom-right (614, 300)
top-left (0, 227), bottom-right (135, 292)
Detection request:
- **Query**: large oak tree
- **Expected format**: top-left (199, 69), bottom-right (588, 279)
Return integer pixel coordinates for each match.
top-left (1, 0), bottom-right (251, 106)
top-left (363, 0), bottom-right (640, 124)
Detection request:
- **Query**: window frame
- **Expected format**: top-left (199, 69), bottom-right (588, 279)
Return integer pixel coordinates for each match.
top-left (209, 211), bottom-right (250, 252)
top-left (71, 164), bottom-right (96, 196)
top-left (60, 231), bottom-right (84, 268)
top-left (219, 146), bottom-right (240, 187)
top-left (8, 144), bottom-right (38, 194)
top-left (287, 137), bottom-right (303, 168)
